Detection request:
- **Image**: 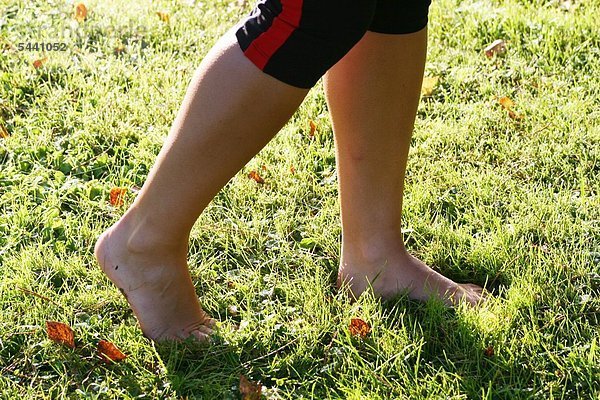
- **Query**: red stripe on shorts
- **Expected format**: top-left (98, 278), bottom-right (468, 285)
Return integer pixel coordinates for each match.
top-left (244, 0), bottom-right (304, 70)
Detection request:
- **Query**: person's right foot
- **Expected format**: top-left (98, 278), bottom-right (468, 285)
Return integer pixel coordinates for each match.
top-left (94, 221), bottom-right (215, 342)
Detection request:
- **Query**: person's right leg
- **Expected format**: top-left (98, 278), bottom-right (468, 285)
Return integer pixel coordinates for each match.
top-left (95, 30), bottom-right (309, 341)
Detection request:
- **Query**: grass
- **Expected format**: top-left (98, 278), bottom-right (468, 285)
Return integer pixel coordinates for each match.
top-left (0, 0), bottom-right (598, 398)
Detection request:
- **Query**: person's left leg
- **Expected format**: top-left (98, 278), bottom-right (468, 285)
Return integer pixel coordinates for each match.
top-left (324, 28), bottom-right (486, 307)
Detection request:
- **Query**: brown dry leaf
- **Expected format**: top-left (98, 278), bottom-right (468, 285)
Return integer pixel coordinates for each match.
top-left (32, 57), bottom-right (48, 69)
top-left (309, 120), bottom-right (317, 137)
top-left (74, 3), bottom-right (87, 22)
top-left (97, 340), bottom-right (127, 363)
top-left (348, 318), bottom-right (371, 339)
top-left (113, 45), bottom-right (126, 55)
top-left (156, 11), bottom-right (170, 23)
top-left (498, 96), bottom-right (514, 110)
top-left (46, 321), bottom-right (75, 348)
top-left (484, 345), bottom-right (495, 357)
top-left (239, 375), bottom-right (261, 400)
top-left (484, 39), bottom-right (506, 58)
top-left (0, 124), bottom-right (9, 139)
top-left (508, 110), bottom-right (523, 121)
top-left (290, 166), bottom-right (296, 174)
top-left (421, 76), bottom-right (439, 97)
top-left (248, 171), bottom-right (264, 184)
top-left (109, 187), bottom-right (128, 207)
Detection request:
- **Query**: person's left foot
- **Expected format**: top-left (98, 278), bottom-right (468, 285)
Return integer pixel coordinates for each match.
top-left (338, 245), bottom-right (488, 307)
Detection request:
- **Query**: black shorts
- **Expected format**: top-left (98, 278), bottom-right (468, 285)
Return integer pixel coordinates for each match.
top-left (235, 0), bottom-right (432, 89)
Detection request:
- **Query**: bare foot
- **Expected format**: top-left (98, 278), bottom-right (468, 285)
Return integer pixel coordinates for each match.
top-left (94, 221), bottom-right (216, 341)
top-left (338, 247), bottom-right (488, 307)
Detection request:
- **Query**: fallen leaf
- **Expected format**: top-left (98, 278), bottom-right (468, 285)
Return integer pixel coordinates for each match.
top-left (508, 110), bottom-right (523, 121)
top-left (421, 76), bottom-right (439, 97)
top-left (248, 171), bottom-right (264, 184)
top-left (497, 96), bottom-right (514, 110)
top-left (97, 340), bottom-right (127, 363)
top-left (261, 164), bottom-right (267, 171)
top-left (497, 97), bottom-right (523, 120)
top-left (484, 345), bottom-right (495, 357)
top-left (484, 39), bottom-right (506, 58)
top-left (46, 321), bottom-right (75, 348)
top-left (290, 166), bottom-right (296, 174)
top-left (113, 45), bottom-right (126, 55)
top-left (109, 187), bottom-right (128, 206)
top-left (0, 124), bottom-right (9, 139)
top-left (239, 375), bottom-right (261, 400)
top-left (32, 57), bottom-right (48, 69)
top-left (74, 3), bottom-right (87, 22)
top-left (348, 318), bottom-right (371, 339)
top-left (309, 120), bottom-right (316, 137)
top-left (156, 11), bottom-right (170, 23)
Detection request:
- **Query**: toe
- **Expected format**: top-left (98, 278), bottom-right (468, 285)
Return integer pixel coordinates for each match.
top-left (190, 330), bottom-right (211, 342)
top-left (462, 283), bottom-right (484, 293)
top-left (197, 325), bottom-right (213, 335)
top-left (202, 317), bottom-right (217, 329)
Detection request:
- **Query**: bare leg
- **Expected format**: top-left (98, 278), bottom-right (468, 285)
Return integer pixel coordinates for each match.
top-left (95, 30), bottom-right (308, 341)
top-left (324, 29), bottom-right (485, 307)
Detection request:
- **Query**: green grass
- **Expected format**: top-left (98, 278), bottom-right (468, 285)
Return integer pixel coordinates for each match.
top-left (1, 0), bottom-right (599, 398)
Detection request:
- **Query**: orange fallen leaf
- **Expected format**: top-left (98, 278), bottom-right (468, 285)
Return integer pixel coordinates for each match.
top-left (484, 345), bottom-right (495, 357)
top-left (239, 375), bottom-right (261, 400)
top-left (348, 318), bottom-right (371, 339)
top-left (497, 96), bottom-right (523, 120)
top-left (74, 3), bottom-right (87, 22)
top-left (0, 124), bottom-right (9, 139)
top-left (421, 76), bottom-right (439, 97)
top-left (46, 321), bottom-right (75, 348)
top-left (498, 96), bottom-right (514, 110)
top-left (484, 39), bottom-right (506, 58)
top-left (109, 187), bottom-right (128, 207)
top-left (32, 57), bottom-right (48, 69)
top-left (113, 45), bottom-right (126, 55)
top-left (261, 164), bottom-right (267, 171)
top-left (290, 166), bottom-right (296, 174)
top-left (156, 11), bottom-right (170, 23)
top-left (248, 171), bottom-right (264, 184)
top-left (309, 120), bottom-right (317, 137)
top-left (97, 340), bottom-right (127, 363)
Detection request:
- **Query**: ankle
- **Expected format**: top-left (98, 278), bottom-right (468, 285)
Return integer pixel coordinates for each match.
top-left (116, 211), bottom-right (188, 256)
top-left (341, 231), bottom-right (407, 265)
